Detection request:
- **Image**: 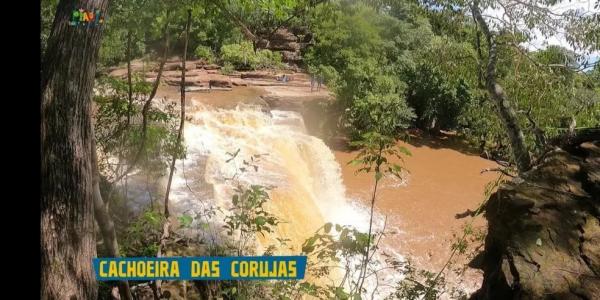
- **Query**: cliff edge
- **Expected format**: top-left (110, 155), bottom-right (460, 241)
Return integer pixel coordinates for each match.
top-left (472, 131), bottom-right (600, 299)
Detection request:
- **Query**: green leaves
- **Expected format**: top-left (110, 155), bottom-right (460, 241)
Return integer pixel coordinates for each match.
top-left (349, 131), bottom-right (410, 184)
top-left (404, 62), bottom-right (470, 130)
top-left (177, 214), bottom-right (193, 228)
top-left (219, 42), bottom-right (283, 70)
top-left (194, 45), bottom-right (216, 63)
top-left (220, 41), bottom-right (256, 69)
top-left (302, 236), bottom-right (317, 253)
top-left (304, 2), bottom-right (429, 138)
top-left (223, 181), bottom-right (280, 239)
top-left (120, 209), bottom-right (163, 257)
top-left (302, 223), bottom-right (374, 257)
top-left (255, 216), bottom-right (266, 226)
top-left (299, 222), bottom-right (390, 299)
top-left (347, 90), bottom-right (416, 139)
top-left (94, 75), bottom-right (181, 178)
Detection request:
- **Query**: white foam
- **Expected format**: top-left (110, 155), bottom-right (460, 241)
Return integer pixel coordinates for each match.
top-left (167, 104), bottom-right (405, 296)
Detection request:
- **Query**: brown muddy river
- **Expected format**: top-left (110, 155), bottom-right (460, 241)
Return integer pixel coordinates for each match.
top-left (334, 132), bottom-right (499, 292)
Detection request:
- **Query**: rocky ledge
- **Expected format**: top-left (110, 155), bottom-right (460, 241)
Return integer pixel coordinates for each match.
top-left (104, 59), bottom-right (334, 112)
top-left (471, 130), bottom-right (600, 299)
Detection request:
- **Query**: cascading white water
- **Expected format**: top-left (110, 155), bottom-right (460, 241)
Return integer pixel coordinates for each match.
top-left (167, 103), bottom-right (403, 297)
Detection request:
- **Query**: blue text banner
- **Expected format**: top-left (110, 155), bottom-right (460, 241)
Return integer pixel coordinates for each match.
top-left (93, 256), bottom-right (307, 281)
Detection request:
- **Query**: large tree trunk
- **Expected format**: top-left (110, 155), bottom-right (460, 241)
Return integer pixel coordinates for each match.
top-left (472, 1), bottom-right (532, 173)
top-left (41, 0), bottom-right (110, 299)
top-left (91, 135), bottom-right (133, 300)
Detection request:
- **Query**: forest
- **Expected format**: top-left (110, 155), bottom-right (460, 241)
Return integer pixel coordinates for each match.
top-left (41, 0), bottom-right (599, 299)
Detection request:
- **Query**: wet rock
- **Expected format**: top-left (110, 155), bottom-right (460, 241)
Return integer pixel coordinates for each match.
top-left (166, 56), bottom-right (181, 63)
top-left (209, 79), bottom-right (232, 89)
top-left (231, 79), bottom-right (248, 86)
top-left (161, 62), bottom-right (180, 71)
top-left (183, 63), bottom-right (196, 71)
top-left (269, 40), bottom-right (301, 51)
top-left (241, 71), bottom-right (278, 80)
top-left (181, 80), bottom-right (199, 87)
top-left (257, 27), bottom-right (311, 64)
top-left (271, 28), bottom-right (298, 42)
top-left (185, 69), bottom-right (203, 77)
top-left (203, 64), bottom-right (220, 70)
top-left (164, 78), bottom-right (180, 86)
top-left (471, 138), bottom-right (600, 299)
top-left (157, 62), bottom-right (196, 72)
top-left (162, 70), bottom-right (182, 77)
top-left (185, 86), bottom-right (209, 92)
top-left (280, 50), bottom-right (302, 62)
top-left (194, 58), bottom-right (211, 68)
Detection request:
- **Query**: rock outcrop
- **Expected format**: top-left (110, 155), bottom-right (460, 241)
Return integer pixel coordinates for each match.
top-left (103, 60), bottom-right (335, 116)
top-left (208, 79), bottom-right (232, 89)
top-left (257, 27), bottom-right (312, 65)
top-left (472, 133), bottom-right (600, 299)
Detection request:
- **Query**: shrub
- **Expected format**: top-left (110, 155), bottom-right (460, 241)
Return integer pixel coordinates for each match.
top-left (310, 64), bottom-right (339, 86)
top-left (221, 62), bottom-right (235, 75)
top-left (404, 63), bottom-right (470, 130)
top-left (254, 49), bottom-right (283, 69)
top-left (220, 41), bottom-right (255, 69)
top-left (93, 75), bottom-right (181, 179)
top-left (220, 42), bottom-right (283, 70)
top-left (194, 45), bottom-right (216, 63)
top-left (347, 92), bottom-right (415, 139)
top-left (119, 209), bottom-right (163, 257)
top-left (345, 75), bottom-right (415, 139)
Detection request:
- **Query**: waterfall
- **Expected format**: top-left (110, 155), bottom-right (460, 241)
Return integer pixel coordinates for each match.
top-left (167, 104), bottom-right (402, 296)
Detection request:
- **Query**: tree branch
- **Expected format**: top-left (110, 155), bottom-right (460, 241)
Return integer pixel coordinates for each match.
top-left (472, 0), bottom-right (532, 173)
top-left (111, 9), bottom-right (171, 184)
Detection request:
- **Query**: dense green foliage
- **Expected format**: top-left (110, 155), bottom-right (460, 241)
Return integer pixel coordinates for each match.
top-left (304, 0), bottom-right (598, 158)
top-left (304, 2), bottom-right (430, 139)
top-left (405, 63), bottom-right (471, 130)
top-left (94, 76), bottom-right (183, 178)
top-left (220, 41), bottom-right (283, 70)
top-left (120, 209), bottom-right (163, 257)
top-left (194, 44), bottom-right (216, 62)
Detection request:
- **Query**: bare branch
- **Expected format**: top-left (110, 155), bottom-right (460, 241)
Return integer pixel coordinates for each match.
top-left (480, 167), bottom-right (516, 177)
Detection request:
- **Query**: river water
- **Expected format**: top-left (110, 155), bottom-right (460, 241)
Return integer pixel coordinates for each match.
top-left (334, 131), bottom-right (500, 296)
